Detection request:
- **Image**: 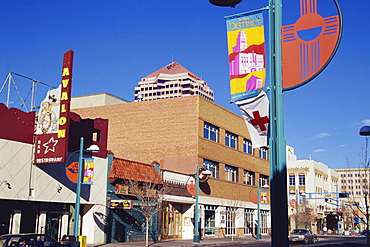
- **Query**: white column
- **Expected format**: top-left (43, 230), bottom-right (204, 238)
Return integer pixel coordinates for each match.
top-left (60, 212), bottom-right (69, 238)
top-left (38, 211), bottom-right (47, 234)
top-left (11, 210), bottom-right (21, 234)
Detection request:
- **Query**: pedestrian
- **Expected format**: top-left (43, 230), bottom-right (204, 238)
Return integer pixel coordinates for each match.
top-left (323, 226), bottom-right (327, 235)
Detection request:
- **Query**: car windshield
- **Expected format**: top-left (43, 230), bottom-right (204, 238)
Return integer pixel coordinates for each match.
top-left (292, 229), bottom-right (308, 234)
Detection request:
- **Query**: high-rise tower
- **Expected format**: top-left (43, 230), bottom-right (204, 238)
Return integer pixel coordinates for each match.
top-left (134, 62), bottom-right (214, 102)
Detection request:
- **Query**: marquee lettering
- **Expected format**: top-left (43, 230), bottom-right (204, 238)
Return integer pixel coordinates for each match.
top-left (59, 117), bottom-right (67, 125)
top-left (60, 92), bottom-right (69, 101)
top-left (59, 63), bottom-right (72, 141)
top-left (62, 67), bottom-right (70, 77)
top-left (58, 129), bottom-right (66, 138)
top-left (62, 79), bottom-right (69, 88)
top-left (61, 104), bottom-right (66, 113)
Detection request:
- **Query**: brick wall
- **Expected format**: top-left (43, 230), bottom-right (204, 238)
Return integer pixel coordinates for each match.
top-left (73, 95), bottom-right (270, 202)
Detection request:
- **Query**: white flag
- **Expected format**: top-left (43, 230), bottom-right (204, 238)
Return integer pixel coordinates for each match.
top-left (236, 91), bottom-right (269, 148)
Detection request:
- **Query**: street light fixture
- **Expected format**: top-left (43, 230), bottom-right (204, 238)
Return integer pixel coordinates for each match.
top-left (72, 137), bottom-right (100, 247)
top-left (257, 178), bottom-right (269, 240)
top-left (193, 165), bottom-right (212, 243)
top-left (208, 0), bottom-right (242, 7)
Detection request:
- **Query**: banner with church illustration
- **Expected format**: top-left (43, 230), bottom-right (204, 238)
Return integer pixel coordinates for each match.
top-left (226, 11), bottom-right (266, 102)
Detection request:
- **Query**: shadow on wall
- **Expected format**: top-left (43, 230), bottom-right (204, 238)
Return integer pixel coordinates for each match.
top-left (37, 161), bottom-right (91, 201)
top-left (200, 182), bottom-right (211, 195)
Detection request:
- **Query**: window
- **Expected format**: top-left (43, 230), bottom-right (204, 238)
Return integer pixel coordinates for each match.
top-left (260, 210), bottom-right (270, 234)
top-left (226, 207), bottom-right (237, 236)
top-left (204, 122), bottom-right (219, 142)
top-left (203, 159), bottom-right (219, 178)
top-left (204, 205), bottom-right (218, 235)
top-left (225, 165), bottom-right (238, 182)
top-left (259, 147), bottom-right (269, 160)
top-left (244, 209), bottom-right (254, 234)
top-left (243, 139), bottom-right (252, 154)
top-left (299, 174), bottom-right (305, 186)
top-left (244, 170), bottom-right (255, 185)
top-left (260, 174), bottom-right (269, 187)
top-left (225, 131), bottom-right (238, 149)
top-left (289, 175), bottom-right (295, 186)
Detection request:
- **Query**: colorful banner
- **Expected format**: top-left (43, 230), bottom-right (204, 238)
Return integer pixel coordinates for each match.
top-left (83, 158), bottom-right (94, 184)
top-left (34, 50), bottom-right (74, 164)
top-left (260, 191), bottom-right (268, 204)
top-left (226, 11), bottom-right (266, 102)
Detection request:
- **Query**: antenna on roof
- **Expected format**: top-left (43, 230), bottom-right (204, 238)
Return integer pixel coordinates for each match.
top-left (171, 55), bottom-right (174, 63)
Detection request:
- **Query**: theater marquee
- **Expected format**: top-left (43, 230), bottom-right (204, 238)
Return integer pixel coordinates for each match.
top-left (34, 50), bottom-right (74, 164)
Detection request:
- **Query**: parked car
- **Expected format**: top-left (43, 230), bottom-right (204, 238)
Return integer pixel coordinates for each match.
top-left (0, 233), bottom-right (71, 247)
top-left (361, 229), bottom-right (370, 235)
top-left (289, 228), bottom-right (318, 244)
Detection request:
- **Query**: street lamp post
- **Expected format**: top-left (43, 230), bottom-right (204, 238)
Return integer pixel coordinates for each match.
top-left (257, 178), bottom-right (269, 240)
top-left (193, 165), bottom-right (211, 243)
top-left (73, 137), bottom-right (84, 247)
top-left (208, 0), bottom-right (286, 245)
top-left (72, 137), bottom-right (100, 247)
top-left (360, 125), bottom-right (370, 245)
top-left (295, 189), bottom-right (299, 229)
top-left (193, 164), bottom-right (201, 243)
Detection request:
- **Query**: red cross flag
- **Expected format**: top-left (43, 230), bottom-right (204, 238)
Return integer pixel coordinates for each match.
top-left (236, 91), bottom-right (269, 148)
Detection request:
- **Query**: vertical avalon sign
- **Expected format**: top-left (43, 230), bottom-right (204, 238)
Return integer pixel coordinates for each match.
top-left (34, 50), bottom-right (74, 164)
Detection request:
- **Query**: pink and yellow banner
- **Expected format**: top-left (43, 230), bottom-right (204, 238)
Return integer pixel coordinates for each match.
top-left (260, 191), bottom-right (268, 204)
top-left (226, 11), bottom-right (266, 102)
top-left (83, 158), bottom-right (94, 184)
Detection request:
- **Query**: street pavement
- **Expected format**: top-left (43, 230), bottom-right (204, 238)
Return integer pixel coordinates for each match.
top-left (86, 235), bottom-right (369, 247)
top-left (87, 235), bottom-right (269, 247)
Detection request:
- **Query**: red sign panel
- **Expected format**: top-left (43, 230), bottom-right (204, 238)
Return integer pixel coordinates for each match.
top-left (34, 50), bottom-right (74, 164)
top-left (282, 0), bottom-right (341, 90)
top-left (66, 161), bottom-right (79, 183)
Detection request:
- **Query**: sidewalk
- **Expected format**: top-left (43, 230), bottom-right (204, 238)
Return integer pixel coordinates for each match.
top-left (87, 235), bottom-right (271, 247)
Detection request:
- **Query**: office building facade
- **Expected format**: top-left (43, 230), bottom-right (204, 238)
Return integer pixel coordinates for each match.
top-left (287, 147), bottom-right (340, 234)
top-left (73, 95), bottom-right (270, 240)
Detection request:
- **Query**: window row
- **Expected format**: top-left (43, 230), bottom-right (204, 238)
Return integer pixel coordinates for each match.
top-left (340, 173), bottom-right (368, 177)
top-left (341, 179), bottom-right (368, 184)
top-left (203, 159), bottom-right (269, 186)
top-left (204, 206), bottom-right (269, 236)
top-left (203, 122), bottom-right (268, 160)
top-left (289, 174), bottom-right (306, 186)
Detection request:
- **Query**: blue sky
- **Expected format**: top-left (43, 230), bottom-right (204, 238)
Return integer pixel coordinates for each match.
top-left (1, 0), bottom-right (369, 169)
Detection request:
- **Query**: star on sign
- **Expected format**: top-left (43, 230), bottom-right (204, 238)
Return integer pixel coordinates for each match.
top-left (43, 137), bottom-right (59, 154)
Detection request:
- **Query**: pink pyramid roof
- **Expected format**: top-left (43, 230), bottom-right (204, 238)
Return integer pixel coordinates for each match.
top-left (144, 61), bottom-right (200, 80)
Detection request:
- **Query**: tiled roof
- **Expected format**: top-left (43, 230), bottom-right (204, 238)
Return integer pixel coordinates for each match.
top-left (144, 61), bottom-right (198, 79)
top-left (109, 157), bottom-right (163, 184)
